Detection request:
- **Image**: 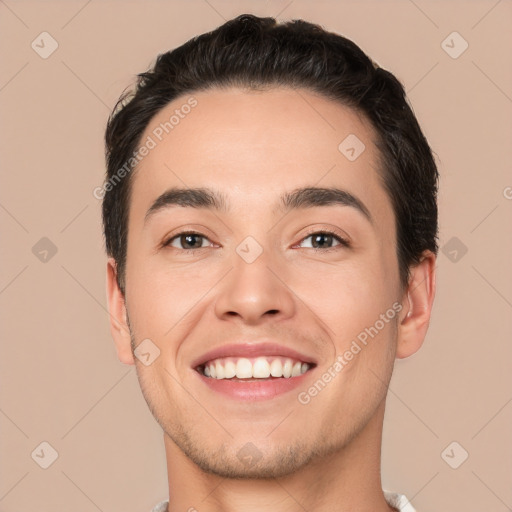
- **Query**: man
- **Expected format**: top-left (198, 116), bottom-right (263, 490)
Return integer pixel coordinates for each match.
top-left (102, 13), bottom-right (437, 512)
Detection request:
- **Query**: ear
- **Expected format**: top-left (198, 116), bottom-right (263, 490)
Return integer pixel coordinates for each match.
top-left (106, 258), bottom-right (134, 365)
top-left (396, 250), bottom-right (437, 359)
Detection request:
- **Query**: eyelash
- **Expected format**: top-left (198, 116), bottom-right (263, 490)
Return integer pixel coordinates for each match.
top-left (298, 229), bottom-right (351, 252)
top-left (162, 229), bottom-right (350, 253)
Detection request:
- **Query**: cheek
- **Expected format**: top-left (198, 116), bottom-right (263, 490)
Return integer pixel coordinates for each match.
top-left (291, 252), bottom-right (398, 353)
top-left (125, 256), bottom-right (217, 335)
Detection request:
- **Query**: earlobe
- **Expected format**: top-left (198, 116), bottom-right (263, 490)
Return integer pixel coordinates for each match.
top-left (106, 258), bottom-right (134, 365)
top-left (396, 251), bottom-right (437, 359)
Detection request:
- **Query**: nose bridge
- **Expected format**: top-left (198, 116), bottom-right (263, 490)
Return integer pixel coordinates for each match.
top-left (214, 234), bottom-right (295, 323)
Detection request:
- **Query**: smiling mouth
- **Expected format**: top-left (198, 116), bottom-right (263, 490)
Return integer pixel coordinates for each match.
top-left (196, 356), bottom-right (316, 380)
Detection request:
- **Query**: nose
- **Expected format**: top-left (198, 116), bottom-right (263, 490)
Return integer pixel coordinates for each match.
top-left (214, 246), bottom-right (296, 326)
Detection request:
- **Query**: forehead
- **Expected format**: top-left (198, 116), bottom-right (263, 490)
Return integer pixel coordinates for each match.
top-left (130, 86), bottom-right (392, 227)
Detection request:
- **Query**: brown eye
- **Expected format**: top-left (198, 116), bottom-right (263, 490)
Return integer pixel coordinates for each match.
top-left (311, 233), bottom-right (335, 249)
top-left (165, 232), bottom-right (210, 250)
top-left (299, 231), bottom-right (349, 250)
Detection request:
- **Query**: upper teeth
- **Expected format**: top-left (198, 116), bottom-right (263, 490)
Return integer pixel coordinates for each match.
top-left (202, 357), bottom-right (310, 379)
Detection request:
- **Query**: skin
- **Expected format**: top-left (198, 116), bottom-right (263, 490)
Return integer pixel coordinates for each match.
top-left (106, 86), bottom-right (436, 512)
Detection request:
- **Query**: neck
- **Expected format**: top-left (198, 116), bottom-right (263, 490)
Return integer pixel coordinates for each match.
top-left (163, 400), bottom-right (395, 512)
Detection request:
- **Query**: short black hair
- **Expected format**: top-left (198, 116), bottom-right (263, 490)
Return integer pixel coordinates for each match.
top-left (103, 13), bottom-right (439, 294)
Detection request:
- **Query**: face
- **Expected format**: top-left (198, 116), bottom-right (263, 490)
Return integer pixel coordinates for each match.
top-left (118, 86), bottom-right (406, 478)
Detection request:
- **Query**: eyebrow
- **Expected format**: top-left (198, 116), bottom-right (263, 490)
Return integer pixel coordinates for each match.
top-left (144, 186), bottom-right (373, 225)
top-left (280, 186), bottom-right (372, 223)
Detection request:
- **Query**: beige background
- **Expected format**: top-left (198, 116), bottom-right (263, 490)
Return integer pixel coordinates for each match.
top-left (1, 1), bottom-right (511, 511)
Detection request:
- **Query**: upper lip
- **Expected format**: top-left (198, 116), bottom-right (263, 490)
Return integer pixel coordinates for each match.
top-left (191, 342), bottom-right (318, 369)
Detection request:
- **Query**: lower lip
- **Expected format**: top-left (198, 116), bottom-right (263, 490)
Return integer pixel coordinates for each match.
top-left (194, 369), bottom-right (314, 401)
